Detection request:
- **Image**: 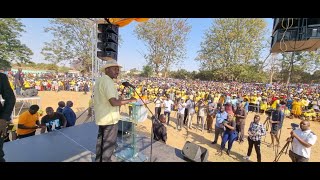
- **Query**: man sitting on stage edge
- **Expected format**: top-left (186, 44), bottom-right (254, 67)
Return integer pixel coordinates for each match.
top-left (17, 105), bottom-right (41, 139)
top-left (41, 107), bottom-right (67, 133)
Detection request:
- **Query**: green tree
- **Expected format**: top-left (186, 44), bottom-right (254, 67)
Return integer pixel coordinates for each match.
top-left (194, 70), bottom-right (215, 81)
top-left (141, 65), bottom-right (153, 77)
top-left (274, 49), bottom-right (320, 84)
top-left (0, 18), bottom-right (33, 68)
top-left (196, 18), bottom-right (268, 79)
top-left (58, 66), bottom-right (71, 73)
top-left (41, 18), bottom-right (93, 73)
top-left (169, 69), bottom-right (190, 79)
top-left (134, 18), bottom-right (191, 77)
top-left (46, 63), bottom-right (59, 72)
top-left (312, 70), bottom-right (320, 83)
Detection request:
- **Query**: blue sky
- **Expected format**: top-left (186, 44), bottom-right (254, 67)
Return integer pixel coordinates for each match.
top-left (19, 18), bottom-right (273, 71)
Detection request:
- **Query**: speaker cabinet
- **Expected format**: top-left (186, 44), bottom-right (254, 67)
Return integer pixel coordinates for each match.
top-left (182, 141), bottom-right (208, 162)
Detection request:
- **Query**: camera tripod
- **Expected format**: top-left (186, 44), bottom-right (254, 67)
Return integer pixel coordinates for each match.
top-left (262, 117), bottom-right (270, 142)
top-left (273, 137), bottom-right (292, 162)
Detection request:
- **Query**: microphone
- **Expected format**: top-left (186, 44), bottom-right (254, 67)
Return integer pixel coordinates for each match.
top-left (122, 81), bottom-right (135, 89)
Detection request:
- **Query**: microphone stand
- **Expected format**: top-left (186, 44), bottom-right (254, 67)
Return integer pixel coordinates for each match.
top-left (129, 86), bottom-right (156, 162)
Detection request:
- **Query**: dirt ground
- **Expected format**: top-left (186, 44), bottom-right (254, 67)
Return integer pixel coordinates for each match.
top-left (31, 91), bottom-right (319, 162)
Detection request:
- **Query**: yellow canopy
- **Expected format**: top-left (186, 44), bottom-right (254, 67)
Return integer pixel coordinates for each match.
top-left (106, 18), bottom-right (149, 27)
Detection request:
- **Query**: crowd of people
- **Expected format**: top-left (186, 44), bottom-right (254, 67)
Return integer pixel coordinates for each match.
top-left (117, 77), bottom-right (320, 121)
top-left (6, 100), bottom-right (77, 141)
top-left (6, 68), bottom-right (92, 95)
top-left (114, 76), bottom-right (318, 162)
top-left (0, 65), bottom-right (318, 162)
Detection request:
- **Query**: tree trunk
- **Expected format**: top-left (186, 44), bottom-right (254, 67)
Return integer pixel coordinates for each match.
top-left (286, 52), bottom-right (295, 87)
top-left (269, 70), bottom-right (274, 84)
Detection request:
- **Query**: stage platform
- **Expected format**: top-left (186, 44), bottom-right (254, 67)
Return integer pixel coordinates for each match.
top-left (3, 122), bottom-right (186, 162)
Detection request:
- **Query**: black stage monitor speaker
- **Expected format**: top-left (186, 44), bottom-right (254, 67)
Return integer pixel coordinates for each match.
top-left (182, 141), bottom-right (208, 162)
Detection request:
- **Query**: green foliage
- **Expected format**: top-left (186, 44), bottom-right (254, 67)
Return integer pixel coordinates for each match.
top-left (194, 70), bottom-right (215, 81)
top-left (169, 69), bottom-right (191, 79)
top-left (141, 65), bottom-right (153, 77)
top-left (41, 18), bottom-right (93, 73)
top-left (0, 59), bottom-right (12, 69)
top-left (277, 50), bottom-right (320, 84)
top-left (196, 18), bottom-right (268, 81)
top-left (134, 18), bottom-right (191, 77)
top-left (45, 63), bottom-right (58, 71)
top-left (168, 64), bottom-right (268, 82)
top-left (58, 66), bottom-right (71, 73)
top-left (126, 68), bottom-right (140, 77)
top-left (0, 18), bottom-right (33, 67)
top-left (12, 62), bottom-right (71, 73)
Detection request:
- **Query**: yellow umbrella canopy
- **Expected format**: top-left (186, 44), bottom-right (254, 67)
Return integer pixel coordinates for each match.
top-left (106, 18), bottom-right (149, 27)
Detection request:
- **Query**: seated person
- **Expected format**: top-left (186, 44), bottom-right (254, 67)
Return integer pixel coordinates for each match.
top-left (152, 114), bottom-right (167, 144)
top-left (40, 107), bottom-right (67, 134)
top-left (56, 101), bottom-right (65, 114)
top-left (17, 105), bottom-right (41, 139)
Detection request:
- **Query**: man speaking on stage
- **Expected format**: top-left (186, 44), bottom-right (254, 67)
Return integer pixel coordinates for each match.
top-left (94, 60), bottom-right (136, 162)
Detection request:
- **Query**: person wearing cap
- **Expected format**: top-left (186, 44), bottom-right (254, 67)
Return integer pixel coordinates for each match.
top-left (268, 104), bottom-right (284, 148)
top-left (94, 60), bottom-right (137, 162)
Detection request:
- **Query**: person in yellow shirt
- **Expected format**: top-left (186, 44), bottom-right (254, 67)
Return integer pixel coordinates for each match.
top-left (301, 96), bottom-right (309, 111)
top-left (94, 60), bottom-right (136, 162)
top-left (271, 96), bottom-right (280, 109)
top-left (17, 105), bottom-right (41, 139)
top-left (292, 97), bottom-right (303, 118)
top-left (141, 91), bottom-right (148, 101)
top-left (260, 98), bottom-right (268, 114)
top-left (9, 80), bottom-right (14, 91)
top-left (24, 81), bottom-right (30, 89)
top-left (284, 106), bottom-right (291, 118)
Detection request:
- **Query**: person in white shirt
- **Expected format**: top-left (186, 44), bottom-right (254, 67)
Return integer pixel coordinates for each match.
top-left (176, 98), bottom-right (186, 130)
top-left (289, 120), bottom-right (317, 162)
top-left (186, 95), bottom-right (195, 129)
top-left (196, 99), bottom-right (206, 131)
top-left (163, 96), bottom-right (174, 125)
top-left (154, 94), bottom-right (163, 120)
